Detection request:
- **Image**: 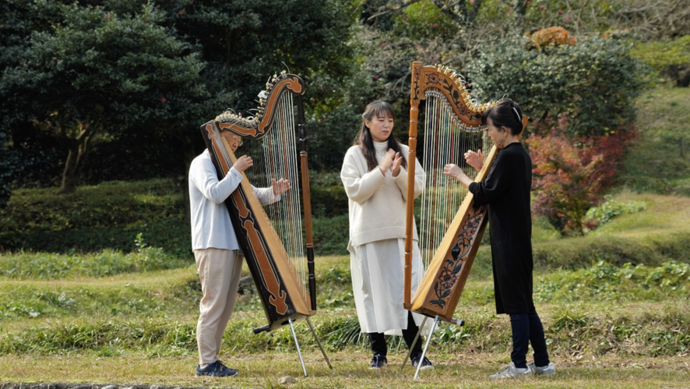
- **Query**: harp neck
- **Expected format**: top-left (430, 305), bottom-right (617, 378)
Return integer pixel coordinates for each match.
top-left (410, 61), bottom-right (494, 130)
top-left (215, 72), bottom-right (306, 139)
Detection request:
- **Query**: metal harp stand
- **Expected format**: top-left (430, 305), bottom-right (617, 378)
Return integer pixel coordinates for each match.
top-left (285, 317), bottom-right (333, 377)
top-left (399, 316), bottom-right (465, 379)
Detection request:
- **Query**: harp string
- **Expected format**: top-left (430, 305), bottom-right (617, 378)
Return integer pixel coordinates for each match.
top-left (418, 91), bottom-right (493, 269)
top-left (258, 91), bottom-right (309, 300)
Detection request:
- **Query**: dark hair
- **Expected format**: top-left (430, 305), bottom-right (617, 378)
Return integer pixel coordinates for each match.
top-left (354, 101), bottom-right (408, 171)
top-left (481, 99), bottom-right (525, 136)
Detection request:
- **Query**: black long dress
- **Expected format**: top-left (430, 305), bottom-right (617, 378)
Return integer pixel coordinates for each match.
top-left (469, 142), bottom-right (534, 315)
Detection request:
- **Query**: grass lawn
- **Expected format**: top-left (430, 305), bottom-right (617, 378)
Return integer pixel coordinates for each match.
top-left (1, 351), bottom-right (689, 388)
top-left (0, 247), bottom-right (688, 388)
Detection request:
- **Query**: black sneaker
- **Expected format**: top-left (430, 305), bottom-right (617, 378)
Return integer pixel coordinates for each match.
top-left (411, 354), bottom-right (434, 370)
top-left (370, 354), bottom-right (388, 369)
top-left (195, 360), bottom-right (238, 377)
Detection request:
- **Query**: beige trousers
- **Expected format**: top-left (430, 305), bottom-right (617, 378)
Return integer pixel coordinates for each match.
top-left (194, 248), bottom-right (243, 365)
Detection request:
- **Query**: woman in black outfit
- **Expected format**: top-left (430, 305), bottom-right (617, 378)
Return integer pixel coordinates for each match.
top-left (443, 99), bottom-right (555, 379)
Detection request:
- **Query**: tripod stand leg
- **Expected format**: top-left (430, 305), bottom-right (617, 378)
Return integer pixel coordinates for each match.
top-left (400, 316), bottom-right (428, 371)
top-left (305, 317), bottom-right (333, 369)
top-left (414, 315), bottom-right (439, 380)
top-left (289, 318), bottom-right (308, 377)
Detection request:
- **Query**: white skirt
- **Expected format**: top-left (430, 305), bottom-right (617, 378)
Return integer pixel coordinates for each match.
top-left (350, 238), bottom-right (433, 335)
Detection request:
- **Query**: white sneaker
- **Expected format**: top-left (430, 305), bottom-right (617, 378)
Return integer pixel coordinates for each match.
top-left (489, 362), bottom-right (532, 379)
top-left (528, 361), bottom-right (556, 376)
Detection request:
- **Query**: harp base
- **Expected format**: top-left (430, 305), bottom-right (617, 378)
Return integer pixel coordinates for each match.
top-left (254, 315), bottom-right (333, 375)
top-left (252, 312), bottom-right (314, 334)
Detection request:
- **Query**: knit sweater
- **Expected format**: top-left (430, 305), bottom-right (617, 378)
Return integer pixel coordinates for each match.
top-left (341, 141), bottom-right (426, 248)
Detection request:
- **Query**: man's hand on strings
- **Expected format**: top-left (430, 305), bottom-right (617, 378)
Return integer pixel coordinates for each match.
top-left (444, 163), bottom-right (473, 189)
top-left (391, 152), bottom-right (403, 177)
top-left (272, 178), bottom-right (291, 196)
top-left (464, 149), bottom-right (483, 172)
top-left (233, 155), bottom-right (253, 173)
top-left (379, 149), bottom-right (396, 174)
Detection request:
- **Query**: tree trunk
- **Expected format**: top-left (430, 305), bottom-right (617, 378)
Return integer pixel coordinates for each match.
top-left (514, 0), bottom-right (526, 28)
top-left (59, 126), bottom-right (95, 194)
top-left (59, 145), bottom-right (80, 194)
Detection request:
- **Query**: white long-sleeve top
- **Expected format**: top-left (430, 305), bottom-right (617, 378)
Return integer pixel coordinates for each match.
top-left (189, 149), bottom-right (278, 251)
top-left (340, 141), bottom-right (426, 248)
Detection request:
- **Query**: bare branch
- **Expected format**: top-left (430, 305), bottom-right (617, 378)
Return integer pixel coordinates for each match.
top-left (430, 0), bottom-right (466, 25)
top-left (612, 1), bottom-right (663, 14)
top-left (367, 0), bottom-right (426, 21)
top-left (468, 0), bottom-right (485, 23)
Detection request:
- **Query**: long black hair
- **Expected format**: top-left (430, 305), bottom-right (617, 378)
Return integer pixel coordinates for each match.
top-left (481, 98), bottom-right (525, 136)
top-left (354, 101), bottom-right (407, 171)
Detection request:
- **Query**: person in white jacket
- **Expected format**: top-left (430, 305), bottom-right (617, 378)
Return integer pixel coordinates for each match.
top-left (189, 133), bottom-right (289, 377)
top-left (340, 100), bottom-right (432, 370)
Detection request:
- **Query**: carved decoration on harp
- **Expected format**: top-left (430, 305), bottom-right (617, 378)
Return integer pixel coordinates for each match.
top-left (428, 204), bottom-right (486, 309)
top-left (213, 72), bottom-right (306, 139)
top-left (410, 62), bottom-right (494, 131)
top-left (404, 61), bottom-right (529, 325)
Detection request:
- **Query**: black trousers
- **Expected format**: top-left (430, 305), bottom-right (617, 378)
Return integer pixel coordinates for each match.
top-left (509, 310), bottom-right (550, 368)
top-left (368, 311), bottom-right (423, 357)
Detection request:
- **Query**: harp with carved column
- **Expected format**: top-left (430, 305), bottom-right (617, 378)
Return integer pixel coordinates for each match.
top-left (402, 62), bottom-right (526, 377)
top-left (199, 71), bottom-right (330, 376)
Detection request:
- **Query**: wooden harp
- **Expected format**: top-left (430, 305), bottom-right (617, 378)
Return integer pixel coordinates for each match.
top-left (200, 72), bottom-right (316, 333)
top-left (403, 62), bottom-right (527, 324)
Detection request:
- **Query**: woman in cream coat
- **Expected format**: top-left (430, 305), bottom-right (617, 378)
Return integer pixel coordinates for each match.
top-left (340, 101), bottom-right (432, 370)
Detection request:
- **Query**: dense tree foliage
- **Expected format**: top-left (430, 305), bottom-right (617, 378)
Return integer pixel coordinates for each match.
top-left (1, 1), bottom-right (207, 194)
top-left (0, 0), bottom-right (356, 200)
top-left (469, 35), bottom-right (646, 138)
top-left (2, 0), bottom-right (682, 219)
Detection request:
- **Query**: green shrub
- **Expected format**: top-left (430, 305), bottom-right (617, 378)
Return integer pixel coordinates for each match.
top-left (533, 233), bottom-right (690, 270)
top-left (319, 316), bottom-right (366, 350)
top-left (0, 248), bottom-right (191, 280)
top-left (312, 214), bottom-right (349, 255)
top-left (0, 177), bottom-right (349, 257)
top-left (0, 179), bottom-right (190, 256)
top-left (309, 171), bottom-right (348, 218)
top-left (0, 319), bottom-right (199, 355)
top-left (585, 195), bottom-right (647, 228)
top-left (533, 260), bottom-right (690, 303)
top-left (0, 270), bottom-right (201, 321)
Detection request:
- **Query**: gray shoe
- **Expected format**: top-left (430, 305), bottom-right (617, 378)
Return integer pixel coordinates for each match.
top-left (411, 354), bottom-right (434, 371)
top-left (195, 360), bottom-right (238, 377)
top-left (489, 362), bottom-right (532, 379)
top-left (528, 361), bottom-right (556, 376)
